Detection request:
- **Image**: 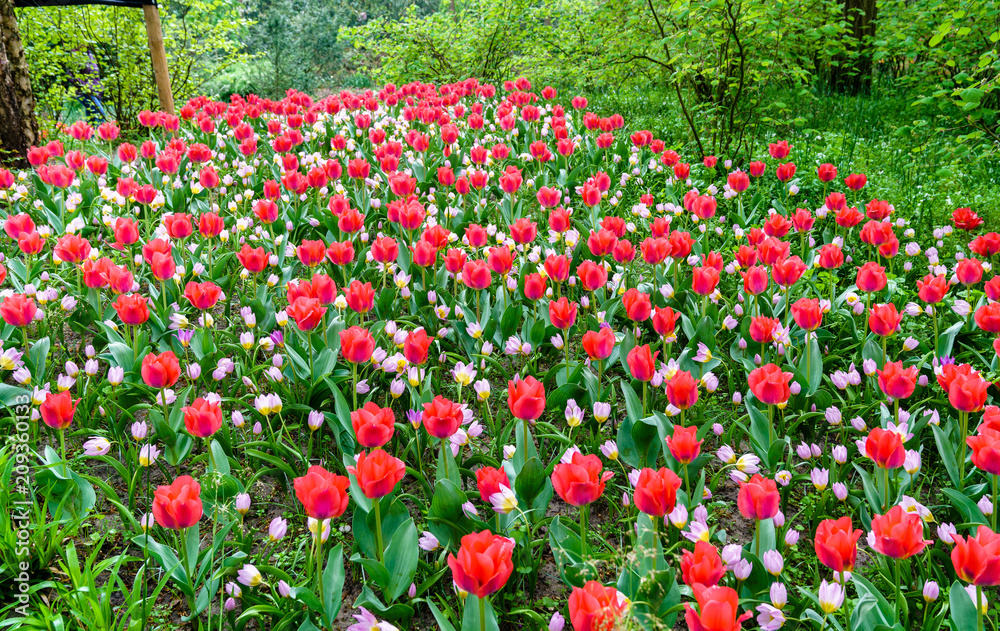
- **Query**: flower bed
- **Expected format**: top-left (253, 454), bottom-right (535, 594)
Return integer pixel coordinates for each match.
top-left (1, 77), bottom-right (999, 631)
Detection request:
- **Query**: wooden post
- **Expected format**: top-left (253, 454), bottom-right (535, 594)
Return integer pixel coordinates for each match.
top-left (142, 3), bottom-right (174, 115)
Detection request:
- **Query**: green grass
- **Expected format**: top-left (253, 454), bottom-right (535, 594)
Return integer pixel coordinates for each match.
top-left (586, 84), bottom-right (1000, 230)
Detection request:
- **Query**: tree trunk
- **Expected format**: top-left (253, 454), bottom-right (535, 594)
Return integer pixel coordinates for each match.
top-left (830, 0), bottom-right (877, 94)
top-left (0, 0), bottom-right (39, 167)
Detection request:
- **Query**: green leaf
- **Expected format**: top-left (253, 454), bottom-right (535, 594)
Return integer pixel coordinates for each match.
top-left (460, 595), bottom-right (499, 631)
top-left (513, 456), bottom-right (547, 506)
top-left (949, 580), bottom-right (979, 631)
top-left (321, 544), bottom-right (345, 625)
top-left (942, 488), bottom-right (989, 526)
top-left (930, 423), bottom-right (960, 489)
top-left (851, 574), bottom-right (894, 631)
top-left (384, 518), bottom-right (418, 602)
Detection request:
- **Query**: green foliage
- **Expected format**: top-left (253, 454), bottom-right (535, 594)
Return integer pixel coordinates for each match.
top-left (340, 0), bottom-right (596, 84)
top-left (16, 0), bottom-right (251, 131)
top-left (877, 0), bottom-right (1000, 158)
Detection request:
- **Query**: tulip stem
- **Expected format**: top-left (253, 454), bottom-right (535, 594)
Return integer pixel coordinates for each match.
top-left (977, 585), bottom-right (984, 631)
top-left (580, 504), bottom-right (589, 562)
top-left (160, 388), bottom-right (170, 440)
top-left (59, 429), bottom-right (68, 476)
top-left (931, 307), bottom-right (939, 358)
top-left (373, 498), bottom-right (384, 564)
top-left (959, 411), bottom-right (969, 492)
top-left (894, 559), bottom-right (902, 626)
top-left (993, 474), bottom-right (998, 531)
top-left (883, 466), bottom-right (890, 513)
top-left (352, 362), bottom-right (358, 410)
top-left (642, 381), bottom-right (647, 417)
top-left (308, 333), bottom-right (315, 381)
top-left (479, 595), bottom-right (487, 631)
top-left (441, 440), bottom-right (449, 480)
top-left (316, 535), bottom-right (324, 598)
top-left (565, 336), bottom-right (570, 381)
top-left (754, 518), bottom-right (761, 558)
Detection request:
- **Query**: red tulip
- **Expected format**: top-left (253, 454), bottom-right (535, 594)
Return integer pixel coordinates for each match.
top-left (569, 580), bottom-right (625, 631)
top-left (665, 372), bottom-right (699, 411)
top-left (652, 306), bottom-right (681, 339)
top-left (814, 516), bottom-right (863, 572)
top-left (54, 234), bottom-right (91, 264)
top-left (403, 328), bottom-right (433, 365)
top-left (40, 391), bottom-right (78, 430)
top-left (621, 288), bottom-right (651, 322)
top-left (326, 240), bottom-right (355, 266)
top-left (352, 402), bottom-right (395, 448)
top-left (870, 505), bottom-right (931, 559)
top-left (297, 239), bottom-right (327, 267)
top-left (141, 351), bottom-right (180, 389)
top-left (287, 296), bottom-right (326, 331)
top-left (462, 259), bottom-right (493, 291)
top-left (666, 423), bottom-right (703, 463)
top-left (691, 266), bottom-right (720, 296)
top-left (748, 364), bottom-right (793, 406)
top-left (956, 258), bottom-right (984, 286)
top-left (1, 293), bottom-right (37, 327)
top-left (817, 243), bottom-right (844, 269)
top-left (549, 297), bottom-right (578, 330)
top-left (974, 303), bottom-right (1000, 334)
top-left (339, 326), bottom-right (375, 364)
top-left (183, 281), bottom-right (222, 310)
top-left (684, 584), bottom-right (752, 631)
top-left (153, 475), bottom-right (203, 529)
top-left (937, 362), bottom-right (978, 392)
top-left (771, 256), bottom-right (806, 287)
top-left (523, 273), bottom-right (547, 300)
top-left (293, 465), bottom-right (351, 519)
top-left (951, 525), bottom-right (1000, 586)
top-left (475, 466), bottom-right (511, 503)
top-left (626, 344), bottom-right (658, 382)
top-left (347, 449), bottom-right (406, 499)
top-left (581, 327), bottom-right (615, 361)
top-left (182, 397), bottom-right (223, 438)
top-left (508, 376), bottom-right (546, 421)
top-left (968, 429), bottom-right (1000, 476)
top-left (4, 213), bottom-right (35, 239)
top-left (868, 303), bottom-right (903, 337)
top-left (487, 246), bottom-right (513, 275)
top-left (576, 261), bottom-right (607, 292)
top-left (737, 474), bottom-right (780, 520)
top-left (633, 467), bottom-right (681, 517)
top-left (344, 280), bottom-right (375, 314)
top-left (551, 452), bottom-right (613, 506)
top-left (950, 371), bottom-right (990, 413)
top-left (236, 244), bottom-right (268, 274)
top-left (681, 541), bottom-right (727, 588)
top-left (953, 207), bottom-right (984, 231)
top-left (198, 212), bottom-right (224, 238)
top-left (421, 395), bottom-right (464, 439)
top-left (741, 266), bottom-right (769, 295)
top-left (749, 316), bottom-right (780, 344)
top-left (370, 236), bottom-right (399, 264)
top-left (447, 530), bottom-right (515, 598)
top-left (856, 261), bottom-right (887, 293)
top-left (163, 213), bottom-right (193, 239)
top-left (864, 427), bottom-right (905, 469)
top-left (790, 298), bottom-right (823, 331)
top-left (877, 361), bottom-right (918, 400)
top-left (916, 273), bottom-right (949, 304)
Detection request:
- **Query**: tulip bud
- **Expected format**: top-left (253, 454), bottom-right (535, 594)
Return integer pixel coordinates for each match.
top-left (923, 581), bottom-right (939, 602)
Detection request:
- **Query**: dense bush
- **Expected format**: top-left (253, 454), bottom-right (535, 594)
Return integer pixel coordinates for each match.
top-left (15, 0), bottom-right (250, 131)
